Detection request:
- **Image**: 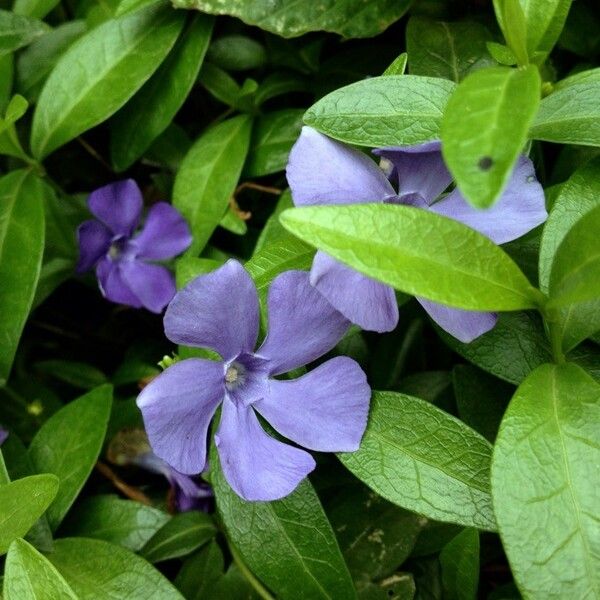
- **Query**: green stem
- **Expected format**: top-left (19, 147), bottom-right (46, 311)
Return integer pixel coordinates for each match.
top-left (229, 542), bottom-right (275, 600)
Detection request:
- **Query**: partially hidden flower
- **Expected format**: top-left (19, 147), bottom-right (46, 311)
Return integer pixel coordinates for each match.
top-left (137, 260), bottom-right (371, 501)
top-left (286, 127), bottom-right (548, 342)
top-left (77, 180), bottom-right (192, 313)
top-left (108, 429), bottom-right (212, 512)
top-left (0, 426), bottom-right (7, 446)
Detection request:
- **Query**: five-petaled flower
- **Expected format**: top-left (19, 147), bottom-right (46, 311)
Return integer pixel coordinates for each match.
top-left (137, 260), bottom-right (371, 501)
top-left (77, 179), bottom-right (192, 313)
top-left (286, 127), bottom-right (548, 342)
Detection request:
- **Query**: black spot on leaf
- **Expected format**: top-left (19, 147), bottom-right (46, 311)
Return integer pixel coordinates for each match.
top-left (478, 156), bottom-right (493, 171)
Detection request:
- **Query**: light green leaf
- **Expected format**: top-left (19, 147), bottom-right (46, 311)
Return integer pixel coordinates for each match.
top-left (339, 391), bottom-right (496, 530)
top-left (169, 0), bottom-right (412, 39)
top-left (304, 75), bottom-right (456, 147)
top-left (382, 52), bottom-right (407, 76)
top-left (441, 65), bottom-right (540, 208)
top-left (547, 204), bottom-right (600, 308)
top-left (0, 474), bottom-right (59, 555)
top-left (141, 512), bottom-right (215, 563)
top-left (255, 189), bottom-right (293, 252)
top-left (280, 204), bottom-right (541, 311)
top-left (173, 115), bottom-right (252, 255)
top-left (28, 385), bottom-right (113, 530)
top-left (486, 41), bottom-right (517, 65)
top-left (440, 529), bottom-right (480, 600)
top-left (492, 363), bottom-right (600, 598)
top-left (30, 3), bottom-right (185, 158)
top-left (530, 75), bottom-right (600, 147)
top-left (62, 495), bottom-right (170, 551)
top-left (494, 0), bottom-right (529, 65)
top-left (0, 170), bottom-right (46, 386)
top-left (46, 538), bottom-right (184, 599)
top-left (0, 10), bottom-right (48, 56)
top-left (244, 109), bottom-right (304, 178)
top-left (111, 15), bottom-right (214, 171)
top-left (212, 446), bottom-right (356, 600)
top-left (3, 538), bottom-right (78, 600)
top-left (407, 17), bottom-right (493, 82)
top-left (175, 256), bottom-right (222, 289)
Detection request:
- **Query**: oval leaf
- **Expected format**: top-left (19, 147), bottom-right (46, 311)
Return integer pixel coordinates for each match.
top-left (304, 75), bottom-right (456, 148)
top-left (439, 528), bottom-right (480, 600)
top-left (28, 385), bottom-right (113, 530)
top-left (0, 9), bottom-right (49, 56)
top-left (441, 65), bottom-right (541, 208)
top-left (492, 363), bottom-right (600, 598)
top-left (339, 391), bottom-right (496, 530)
top-left (31, 3), bottom-right (185, 158)
top-left (280, 203), bottom-right (540, 311)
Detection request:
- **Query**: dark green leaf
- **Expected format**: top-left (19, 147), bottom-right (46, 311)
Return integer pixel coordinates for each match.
top-left (207, 35), bottom-right (266, 71)
top-left (0, 10), bottom-right (48, 56)
top-left (175, 540), bottom-right (225, 599)
top-left (439, 528), bottom-right (479, 600)
top-left (492, 363), bottom-right (599, 598)
top-left (339, 391), bottom-right (496, 530)
top-left (34, 360), bottom-right (107, 389)
top-left (304, 75), bottom-right (456, 148)
top-left (280, 204), bottom-right (541, 311)
top-left (28, 385), bottom-right (113, 530)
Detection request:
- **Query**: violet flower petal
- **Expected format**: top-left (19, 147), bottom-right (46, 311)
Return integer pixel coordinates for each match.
top-left (119, 260), bottom-right (176, 314)
top-left (76, 219), bottom-right (112, 273)
top-left (374, 142), bottom-right (452, 204)
top-left (134, 202), bottom-right (192, 261)
top-left (430, 156), bottom-right (547, 244)
top-left (164, 260), bottom-right (259, 361)
top-left (0, 427), bottom-right (8, 446)
top-left (137, 358), bottom-right (225, 475)
top-left (286, 126), bottom-right (395, 206)
top-left (257, 270), bottom-right (350, 376)
top-left (96, 258), bottom-right (142, 308)
top-left (255, 356), bottom-right (370, 452)
top-left (310, 251), bottom-right (398, 332)
top-left (417, 297), bottom-right (497, 343)
top-left (215, 399), bottom-right (315, 501)
top-left (88, 179), bottom-right (143, 236)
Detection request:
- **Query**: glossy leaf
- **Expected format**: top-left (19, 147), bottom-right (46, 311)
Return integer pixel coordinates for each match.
top-left (339, 391), bottom-right (497, 530)
top-left (173, 115), bottom-right (252, 254)
top-left (304, 75), bottom-right (456, 147)
top-left (170, 0), bottom-right (412, 39)
top-left (3, 538), bottom-right (78, 600)
top-left (0, 474), bottom-right (59, 555)
top-left (280, 204), bottom-right (541, 311)
top-left (0, 10), bottom-right (48, 56)
top-left (492, 363), bottom-right (600, 598)
top-left (141, 512), bottom-right (216, 563)
top-left (439, 528), bottom-right (480, 600)
top-left (28, 385), bottom-right (113, 530)
top-left (46, 537), bottom-right (184, 599)
top-left (212, 446), bottom-right (357, 600)
top-left (0, 170), bottom-right (46, 386)
top-left (441, 65), bottom-right (541, 208)
top-left (111, 15), bottom-right (214, 171)
top-left (30, 3), bottom-right (185, 158)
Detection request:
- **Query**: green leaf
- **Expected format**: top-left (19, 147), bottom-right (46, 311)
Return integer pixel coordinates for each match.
top-left (173, 115), bottom-right (252, 255)
top-left (304, 75), bottom-right (456, 148)
top-left (0, 170), bottom-right (46, 386)
top-left (255, 189), bottom-right (293, 252)
top-left (111, 15), bottom-right (214, 171)
top-left (34, 360), bottom-right (107, 389)
top-left (0, 474), bottom-right (59, 555)
top-left (244, 109), bottom-right (304, 178)
top-left (197, 61), bottom-right (242, 108)
top-left (441, 65), bottom-right (540, 208)
top-left (280, 204), bottom-right (540, 311)
top-left (207, 34), bottom-right (266, 71)
top-left (175, 256), bottom-right (222, 289)
top-left (486, 41), bottom-right (517, 65)
top-left (141, 511), bottom-right (216, 563)
top-left (28, 385), bottom-right (113, 530)
top-left (530, 74), bottom-right (600, 147)
top-left (439, 529), bottom-right (480, 600)
top-left (382, 52), bottom-right (407, 76)
top-left (0, 10), bottom-right (49, 56)
top-left (407, 18), bottom-right (493, 82)
top-left (494, 0), bottom-right (529, 65)
top-left (62, 495), bottom-right (170, 551)
top-left (492, 363), bottom-right (600, 598)
top-left (212, 446), bottom-right (357, 600)
top-left (0, 53), bottom-right (14, 110)
top-left (169, 0), bottom-right (411, 39)
top-left (547, 204), bottom-right (600, 308)
top-left (45, 537), bottom-right (184, 599)
top-left (175, 540), bottom-right (225, 599)
top-left (339, 391), bottom-right (496, 530)
top-left (3, 538), bottom-right (78, 600)
top-left (30, 3), bottom-right (185, 158)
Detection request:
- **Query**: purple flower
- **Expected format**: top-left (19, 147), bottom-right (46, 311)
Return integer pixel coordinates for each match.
top-left (286, 127), bottom-right (547, 342)
top-left (77, 180), bottom-right (192, 313)
top-left (137, 260), bottom-right (370, 501)
top-left (0, 427), bottom-right (7, 446)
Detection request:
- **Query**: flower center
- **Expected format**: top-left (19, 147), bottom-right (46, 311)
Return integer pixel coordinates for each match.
top-left (108, 237), bottom-right (129, 260)
top-left (224, 361), bottom-right (246, 390)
